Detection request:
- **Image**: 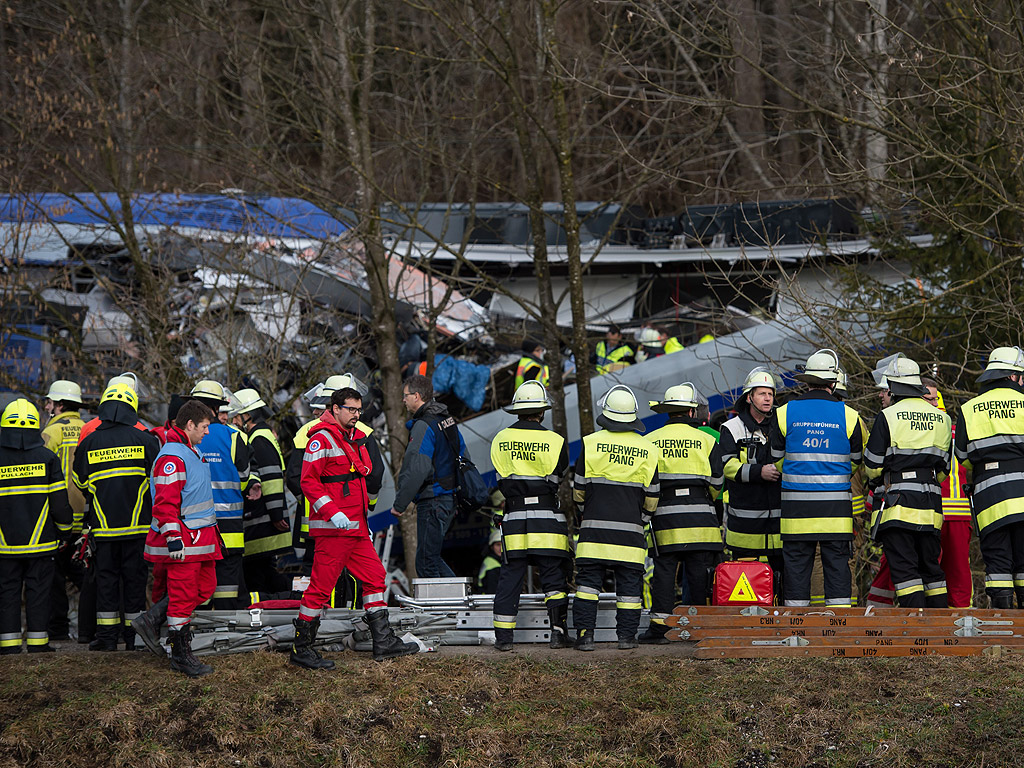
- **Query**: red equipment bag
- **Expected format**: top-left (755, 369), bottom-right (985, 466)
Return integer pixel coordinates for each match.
top-left (713, 560), bottom-right (774, 606)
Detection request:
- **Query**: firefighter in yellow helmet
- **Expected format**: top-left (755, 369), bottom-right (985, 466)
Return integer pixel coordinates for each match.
top-left (0, 399), bottom-right (72, 654)
top-left (72, 381), bottom-right (161, 650)
top-left (956, 346), bottom-right (1024, 608)
top-left (640, 383), bottom-right (723, 643)
top-left (863, 355), bottom-right (952, 608)
top-left (489, 381), bottom-right (571, 651)
top-left (572, 385), bottom-right (659, 650)
top-left (769, 349), bottom-right (865, 607)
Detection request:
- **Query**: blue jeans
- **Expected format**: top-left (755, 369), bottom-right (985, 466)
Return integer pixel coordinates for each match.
top-left (416, 495), bottom-right (457, 578)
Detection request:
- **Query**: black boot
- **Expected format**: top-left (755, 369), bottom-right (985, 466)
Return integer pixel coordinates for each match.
top-left (132, 596), bottom-right (168, 656)
top-left (639, 622), bottom-right (670, 645)
top-left (27, 644), bottom-right (55, 653)
top-left (494, 628), bottom-right (514, 652)
top-left (88, 634), bottom-right (119, 652)
top-left (575, 628), bottom-right (595, 651)
top-left (289, 618), bottom-right (335, 670)
top-left (168, 626), bottom-right (213, 678)
top-left (617, 634), bottom-right (639, 650)
top-left (548, 603), bottom-right (571, 649)
top-left (365, 609), bottom-right (419, 661)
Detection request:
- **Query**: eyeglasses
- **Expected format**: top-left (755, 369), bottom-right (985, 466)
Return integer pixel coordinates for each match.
top-left (402, 392), bottom-right (414, 399)
top-left (342, 406), bottom-right (363, 415)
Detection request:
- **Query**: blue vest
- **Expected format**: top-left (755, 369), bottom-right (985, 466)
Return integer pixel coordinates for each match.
top-left (782, 399), bottom-right (852, 493)
top-left (151, 442), bottom-right (217, 530)
top-left (200, 423), bottom-right (244, 522)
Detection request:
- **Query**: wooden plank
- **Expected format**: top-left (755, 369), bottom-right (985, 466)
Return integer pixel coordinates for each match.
top-left (670, 605), bottom-right (1024, 619)
top-left (697, 635), bottom-right (1024, 648)
top-left (668, 626), bottom-right (1024, 641)
top-left (669, 614), bottom-right (1024, 629)
top-left (693, 644), bottom-right (1017, 659)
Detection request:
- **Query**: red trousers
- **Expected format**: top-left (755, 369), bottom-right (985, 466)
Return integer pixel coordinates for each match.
top-left (297, 535), bottom-right (387, 622)
top-left (867, 518), bottom-right (973, 608)
top-left (166, 560), bottom-right (217, 630)
top-left (152, 563), bottom-right (167, 602)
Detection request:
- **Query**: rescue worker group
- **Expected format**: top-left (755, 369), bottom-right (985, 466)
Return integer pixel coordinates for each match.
top-left (3, 344), bottom-right (1024, 673)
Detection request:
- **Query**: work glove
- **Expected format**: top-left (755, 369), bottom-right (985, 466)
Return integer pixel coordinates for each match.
top-left (330, 511), bottom-right (360, 530)
top-left (71, 529), bottom-right (95, 568)
top-left (167, 537), bottom-right (186, 562)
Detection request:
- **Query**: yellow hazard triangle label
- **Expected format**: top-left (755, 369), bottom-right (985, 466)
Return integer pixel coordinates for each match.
top-left (729, 572), bottom-right (758, 602)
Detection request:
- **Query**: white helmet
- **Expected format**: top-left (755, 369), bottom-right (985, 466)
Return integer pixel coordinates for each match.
top-left (219, 388), bottom-right (232, 414)
top-left (649, 382), bottom-right (699, 413)
top-left (46, 380), bottom-right (82, 404)
top-left (875, 354), bottom-right (928, 397)
top-left (107, 372), bottom-right (140, 397)
top-left (190, 379), bottom-right (228, 405)
top-left (979, 346), bottom-right (1024, 383)
top-left (834, 367), bottom-right (849, 398)
top-left (597, 385), bottom-right (644, 432)
top-left (307, 373), bottom-right (369, 408)
top-left (229, 388), bottom-right (268, 417)
top-left (795, 349), bottom-right (840, 385)
top-left (504, 380), bottom-right (551, 414)
top-left (741, 366), bottom-right (776, 396)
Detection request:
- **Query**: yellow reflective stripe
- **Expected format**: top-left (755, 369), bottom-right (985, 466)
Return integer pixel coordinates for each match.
top-left (616, 601), bottom-right (642, 610)
top-left (654, 527), bottom-right (722, 547)
top-left (87, 467), bottom-right (148, 486)
top-left (576, 541), bottom-right (646, 565)
top-left (0, 638), bottom-right (21, 647)
top-left (28, 504), bottom-right (48, 547)
top-left (851, 495), bottom-right (866, 515)
top-left (726, 530), bottom-right (783, 550)
top-left (245, 531), bottom-right (292, 555)
top-left (261, 479), bottom-right (285, 496)
top-left (574, 590), bottom-right (600, 602)
top-left (878, 505), bottom-right (942, 530)
top-left (0, 485), bottom-right (50, 496)
top-left (92, 526), bottom-right (151, 537)
top-left (493, 619), bottom-right (516, 629)
top-left (0, 542), bottom-right (58, 555)
top-left (26, 635), bottom-right (49, 646)
top-left (977, 499), bottom-right (1024, 532)
top-left (220, 532), bottom-right (245, 549)
top-left (895, 583), bottom-right (924, 596)
top-left (503, 533), bottom-right (571, 551)
top-left (780, 517), bottom-right (853, 536)
top-left (96, 617), bottom-right (121, 626)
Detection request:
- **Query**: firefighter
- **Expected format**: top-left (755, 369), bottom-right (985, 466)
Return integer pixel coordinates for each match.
top-left (40, 379), bottom-right (86, 640)
top-left (477, 529), bottom-right (503, 594)
top-left (142, 400), bottom-right (221, 677)
top-left (488, 381), bottom-right (571, 651)
top-left (640, 384), bottom-right (723, 643)
top-left (514, 339), bottom-right (550, 389)
top-left (0, 399), bottom-right (72, 654)
top-left (290, 387), bottom-right (418, 668)
top-left (231, 388), bottom-right (292, 594)
top-left (78, 373), bottom-right (149, 443)
top-left (572, 385), bottom-right (659, 650)
top-left (923, 378), bottom-right (973, 608)
top-left (864, 358), bottom-right (900, 607)
top-left (864, 355), bottom-right (952, 608)
top-left (717, 367), bottom-right (782, 573)
top-left (73, 380), bottom-right (161, 650)
top-left (956, 346), bottom-right (1024, 608)
top-left (770, 349), bottom-right (865, 607)
top-left (592, 324), bottom-right (635, 375)
top-left (190, 380), bottom-right (259, 609)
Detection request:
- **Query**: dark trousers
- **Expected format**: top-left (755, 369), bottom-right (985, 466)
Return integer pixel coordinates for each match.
top-left (78, 570), bottom-right (96, 641)
top-left (493, 555), bottom-right (569, 626)
top-left (49, 545), bottom-right (80, 636)
top-left (573, 561), bottom-right (643, 640)
top-left (93, 537), bottom-right (148, 643)
top-left (980, 522), bottom-right (1024, 605)
top-left (244, 554), bottom-right (290, 594)
top-left (881, 528), bottom-right (946, 608)
top-left (0, 556), bottom-right (55, 654)
top-left (650, 550), bottom-right (718, 620)
top-left (415, 495), bottom-right (457, 578)
top-left (783, 539), bottom-right (851, 606)
top-left (211, 551), bottom-right (248, 609)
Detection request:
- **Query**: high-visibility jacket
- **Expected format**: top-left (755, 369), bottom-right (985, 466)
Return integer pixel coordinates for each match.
top-left (718, 409), bottom-right (782, 554)
top-left (770, 391), bottom-right (864, 541)
top-left (477, 554), bottom-right (501, 592)
top-left (490, 419), bottom-right (570, 559)
top-left (664, 337), bottom-right (685, 354)
top-left (572, 428), bottom-right (660, 566)
top-left (955, 383), bottom-right (1024, 534)
top-left (302, 418), bottom-right (372, 538)
top-left (144, 435), bottom-right (222, 563)
top-left (41, 411), bottom-right (86, 530)
top-left (593, 340), bottom-right (635, 375)
top-left (647, 418), bottom-right (723, 553)
top-left (199, 422), bottom-right (252, 553)
top-left (73, 422), bottom-right (161, 539)
top-left (0, 440), bottom-right (72, 557)
top-left (942, 424), bottom-right (971, 519)
top-left (864, 397), bottom-right (951, 535)
top-left (514, 355), bottom-right (550, 389)
top-left (242, 421), bottom-right (291, 557)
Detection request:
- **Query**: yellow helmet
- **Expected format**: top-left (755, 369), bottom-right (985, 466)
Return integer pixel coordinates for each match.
top-left (1, 399), bottom-right (40, 429)
top-left (100, 381), bottom-right (139, 411)
top-left (190, 380), bottom-right (228, 402)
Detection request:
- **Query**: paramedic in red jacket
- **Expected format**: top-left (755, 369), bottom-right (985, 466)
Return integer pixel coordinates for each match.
top-left (141, 400), bottom-right (222, 677)
top-left (289, 387), bottom-right (418, 669)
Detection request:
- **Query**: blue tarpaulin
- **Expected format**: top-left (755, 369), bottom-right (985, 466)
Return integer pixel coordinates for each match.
top-left (431, 354), bottom-right (490, 412)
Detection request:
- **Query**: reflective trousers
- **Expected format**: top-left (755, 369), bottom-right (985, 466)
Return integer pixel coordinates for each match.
top-left (880, 528), bottom-right (946, 608)
top-left (783, 540), bottom-right (851, 607)
top-left (94, 537), bottom-right (147, 643)
top-left (166, 560), bottom-right (218, 631)
top-left (573, 561), bottom-right (643, 640)
top-left (649, 550), bottom-right (718, 623)
top-left (980, 522), bottom-right (1024, 605)
top-left (0, 556), bottom-right (54, 654)
top-left (297, 535), bottom-right (386, 622)
top-left (492, 555), bottom-right (569, 629)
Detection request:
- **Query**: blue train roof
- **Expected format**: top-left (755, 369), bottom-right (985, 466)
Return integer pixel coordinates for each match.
top-left (0, 193), bottom-right (349, 240)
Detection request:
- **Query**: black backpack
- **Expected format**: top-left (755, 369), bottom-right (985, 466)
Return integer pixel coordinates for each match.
top-left (428, 417), bottom-right (490, 515)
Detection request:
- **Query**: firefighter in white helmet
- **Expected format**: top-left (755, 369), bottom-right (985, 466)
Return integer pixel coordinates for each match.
top-left (956, 346), bottom-right (1024, 608)
top-left (863, 355), bottom-right (952, 608)
top-left (717, 366), bottom-right (783, 579)
top-left (488, 381), bottom-right (571, 651)
top-left (572, 385), bottom-right (659, 650)
top-left (769, 349), bottom-right (865, 607)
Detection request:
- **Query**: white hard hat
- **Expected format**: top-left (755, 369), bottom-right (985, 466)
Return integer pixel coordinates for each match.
top-left (881, 355), bottom-right (923, 386)
top-left (488, 529), bottom-right (502, 547)
top-left (46, 380), bottom-right (82, 404)
top-left (219, 387), bottom-right (233, 413)
top-left (190, 379), bottom-right (228, 404)
top-left (310, 373), bottom-right (369, 408)
top-left (979, 346), bottom-right (1024, 383)
top-left (107, 371), bottom-right (147, 402)
top-left (795, 349), bottom-right (841, 385)
top-left (504, 380), bottom-right (551, 414)
top-left (229, 388), bottom-right (268, 417)
top-left (741, 366), bottom-right (776, 396)
top-left (650, 382), bottom-right (700, 413)
top-left (638, 326), bottom-right (662, 348)
top-left (596, 385), bottom-right (645, 432)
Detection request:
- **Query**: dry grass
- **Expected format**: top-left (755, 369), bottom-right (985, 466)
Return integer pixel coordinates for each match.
top-left (1, 650), bottom-right (1023, 767)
